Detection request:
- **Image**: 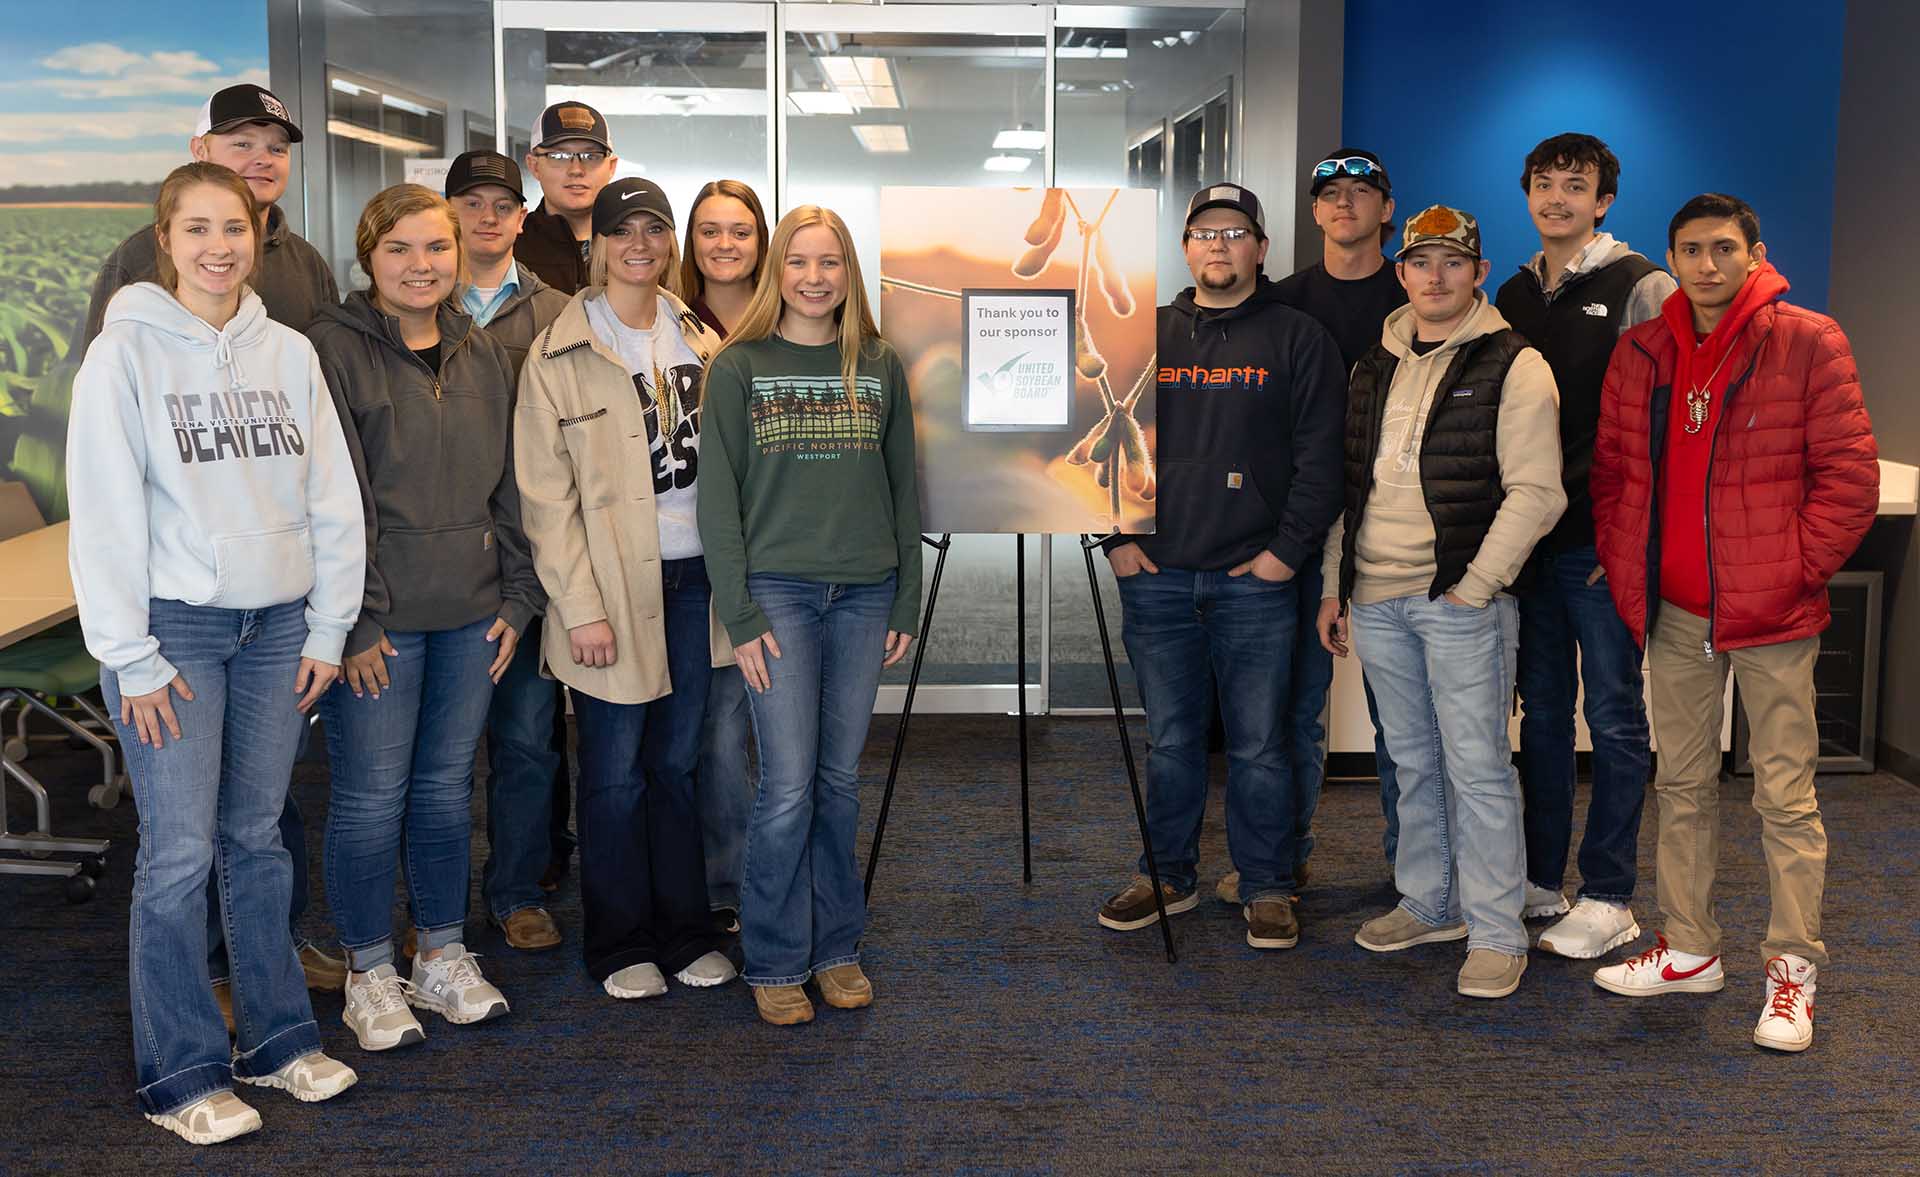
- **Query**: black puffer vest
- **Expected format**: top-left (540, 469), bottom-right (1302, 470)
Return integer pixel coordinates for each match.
top-left (1336, 328), bottom-right (1532, 606)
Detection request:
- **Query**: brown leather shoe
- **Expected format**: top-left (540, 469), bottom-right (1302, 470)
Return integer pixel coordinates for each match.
top-left (816, 963), bottom-right (873, 1009)
top-left (299, 943), bottom-right (348, 991)
top-left (212, 981), bottom-right (236, 1036)
top-left (492, 907), bottom-right (562, 951)
top-left (754, 984), bottom-right (815, 1026)
top-left (401, 927), bottom-right (417, 961)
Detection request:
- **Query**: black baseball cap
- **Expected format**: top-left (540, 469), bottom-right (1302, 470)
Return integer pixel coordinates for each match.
top-left (592, 177), bottom-right (674, 237)
top-left (446, 151), bottom-right (525, 202)
top-left (1186, 183), bottom-right (1266, 237)
top-left (535, 101), bottom-right (612, 151)
top-left (194, 83), bottom-right (303, 143)
top-left (1310, 148), bottom-right (1390, 196)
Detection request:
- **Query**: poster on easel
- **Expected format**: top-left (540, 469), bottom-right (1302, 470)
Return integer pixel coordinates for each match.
top-left (879, 186), bottom-right (1157, 536)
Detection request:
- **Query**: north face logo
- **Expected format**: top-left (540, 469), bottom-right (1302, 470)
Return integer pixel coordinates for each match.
top-left (1583, 302), bottom-right (1609, 317)
top-left (260, 93), bottom-right (291, 121)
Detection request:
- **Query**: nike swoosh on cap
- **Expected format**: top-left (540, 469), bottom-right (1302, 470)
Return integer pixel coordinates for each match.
top-left (622, 191), bottom-right (644, 201)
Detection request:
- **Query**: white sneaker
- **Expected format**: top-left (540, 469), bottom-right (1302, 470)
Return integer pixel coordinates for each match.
top-left (1537, 898), bottom-right (1642, 959)
top-left (673, 951), bottom-right (739, 988)
top-left (408, 944), bottom-right (509, 1024)
top-left (235, 1051), bottom-right (359, 1103)
top-left (1593, 935), bottom-right (1725, 997)
top-left (144, 1090), bottom-right (261, 1145)
top-left (342, 964), bottom-right (426, 1051)
top-left (1753, 955), bottom-right (1817, 1053)
top-left (1523, 883), bottom-right (1570, 919)
top-left (604, 962), bottom-right (668, 999)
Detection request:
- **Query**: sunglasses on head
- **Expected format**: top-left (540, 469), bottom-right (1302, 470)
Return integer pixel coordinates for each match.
top-left (1314, 156), bottom-right (1385, 182)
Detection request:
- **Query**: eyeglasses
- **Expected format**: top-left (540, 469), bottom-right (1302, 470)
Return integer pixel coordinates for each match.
top-left (1185, 227), bottom-right (1256, 243)
top-left (532, 149), bottom-right (609, 165)
top-left (1313, 156), bottom-right (1385, 182)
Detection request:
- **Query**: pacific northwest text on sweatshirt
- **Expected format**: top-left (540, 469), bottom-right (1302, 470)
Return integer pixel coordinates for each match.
top-left (308, 291), bottom-right (542, 654)
top-left (1121, 277), bottom-right (1347, 572)
top-left (67, 284), bottom-right (365, 696)
top-left (697, 335), bottom-right (923, 645)
top-left (1321, 294), bottom-right (1566, 607)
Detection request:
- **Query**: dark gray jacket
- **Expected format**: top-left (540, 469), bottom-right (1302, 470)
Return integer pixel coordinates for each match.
top-left (308, 291), bottom-right (542, 654)
top-left (468, 264), bottom-right (570, 380)
top-left (82, 205), bottom-right (338, 351)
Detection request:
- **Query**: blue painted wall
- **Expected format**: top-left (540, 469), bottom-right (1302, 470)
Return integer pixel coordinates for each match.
top-left (1342, 1), bottom-right (1845, 309)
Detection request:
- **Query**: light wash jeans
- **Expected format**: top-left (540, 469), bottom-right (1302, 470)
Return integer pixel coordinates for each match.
top-left (1350, 593), bottom-right (1527, 955)
top-left (105, 599), bottom-right (320, 1115)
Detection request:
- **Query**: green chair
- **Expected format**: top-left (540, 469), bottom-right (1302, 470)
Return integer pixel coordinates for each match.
top-left (0, 633), bottom-right (114, 902)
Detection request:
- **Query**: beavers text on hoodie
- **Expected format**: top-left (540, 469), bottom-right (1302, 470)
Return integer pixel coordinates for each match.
top-left (1115, 277), bottom-right (1346, 573)
top-left (67, 284), bottom-right (366, 696)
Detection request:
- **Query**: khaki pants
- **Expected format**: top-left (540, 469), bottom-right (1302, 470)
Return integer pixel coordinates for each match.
top-left (1647, 606), bottom-right (1828, 968)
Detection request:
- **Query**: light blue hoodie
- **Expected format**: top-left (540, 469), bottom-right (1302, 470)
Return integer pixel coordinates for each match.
top-left (67, 283), bottom-right (365, 696)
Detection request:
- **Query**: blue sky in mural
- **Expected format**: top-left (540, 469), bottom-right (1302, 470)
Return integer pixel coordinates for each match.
top-left (0, 0), bottom-right (269, 188)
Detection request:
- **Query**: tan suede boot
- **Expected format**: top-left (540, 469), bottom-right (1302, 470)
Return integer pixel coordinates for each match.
top-left (754, 984), bottom-right (815, 1026)
top-left (816, 964), bottom-right (873, 1009)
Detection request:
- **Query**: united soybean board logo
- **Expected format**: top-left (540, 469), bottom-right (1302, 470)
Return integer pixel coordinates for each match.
top-left (977, 350), bottom-right (1063, 402)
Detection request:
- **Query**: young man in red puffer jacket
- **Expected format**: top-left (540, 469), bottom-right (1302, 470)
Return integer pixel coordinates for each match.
top-left (1588, 193), bottom-right (1878, 1055)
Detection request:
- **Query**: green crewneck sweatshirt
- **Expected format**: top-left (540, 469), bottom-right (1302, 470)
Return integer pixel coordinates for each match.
top-left (697, 334), bottom-right (923, 644)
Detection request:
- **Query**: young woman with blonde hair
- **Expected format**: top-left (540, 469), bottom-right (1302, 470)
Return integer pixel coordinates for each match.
top-left (309, 183), bottom-right (541, 1051)
top-left (697, 204), bottom-right (922, 1025)
top-left (70, 161), bottom-right (364, 1142)
top-left (516, 177), bottom-right (737, 999)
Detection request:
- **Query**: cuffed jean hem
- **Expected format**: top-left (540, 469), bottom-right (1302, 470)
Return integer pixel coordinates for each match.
top-left (810, 951), bottom-right (860, 974)
top-left (343, 938), bottom-right (396, 973)
top-left (745, 970), bottom-right (814, 988)
top-left (229, 1018), bottom-right (322, 1080)
top-left (136, 1063), bottom-right (232, 1117)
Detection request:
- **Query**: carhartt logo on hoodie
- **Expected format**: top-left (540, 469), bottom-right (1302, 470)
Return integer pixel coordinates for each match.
top-left (168, 388), bottom-right (307, 463)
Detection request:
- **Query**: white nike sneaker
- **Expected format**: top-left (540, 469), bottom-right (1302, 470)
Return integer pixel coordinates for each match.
top-left (673, 951), bottom-right (739, 988)
top-left (407, 944), bottom-right (509, 1025)
top-left (604, 962), bottom-right (668, 999)
top-left (342, 964), bottom-right (426, 1052)
top-left (235, 1051), bottom-right (359, 1103)
top-left (1523, 883), bottom-right (1570, 920)
top-left (1593, 935), bottom-right (1725, 997)
top-left (1753, 955), bottom-right (1817, 1053)
top-left (144, 1091), bottom-right (261, 1145)
top-left (1537, 897), bottom-right (1642, 959)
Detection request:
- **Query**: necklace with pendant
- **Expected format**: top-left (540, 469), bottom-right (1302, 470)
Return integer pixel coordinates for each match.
top-left (1682, 345), bottom-right (1737, 436)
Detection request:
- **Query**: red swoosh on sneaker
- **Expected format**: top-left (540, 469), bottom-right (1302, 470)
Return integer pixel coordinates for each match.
top-left (1660, 957), bottom-right (1718, 981)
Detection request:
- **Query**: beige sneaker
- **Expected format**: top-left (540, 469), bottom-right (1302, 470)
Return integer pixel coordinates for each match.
top-left (816, 963), bottom-right (873, 1009)
top-left (1355, 906), bottom-right (1468, 953)
top-left (754, 983), bottom-right (815, 1026)
top-left (236, 1051), bottom-right (359, 1103)
top-left (604, 963), bottom-right (668, 999)
top-left (342, 964), bottom-right (426, 1052)
top-left (144, 1091), bottom-right (261, 1146)
top-left (1457, 948), bottom-right (1528, 999)
top-left (407, 944), bottom-right (509, 1025)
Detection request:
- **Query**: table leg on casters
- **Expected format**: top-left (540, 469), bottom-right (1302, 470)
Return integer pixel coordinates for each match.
top-left (1081, 536), bottom-right (1175, 963)
top-left (864, 533), bottom-right (952, 902)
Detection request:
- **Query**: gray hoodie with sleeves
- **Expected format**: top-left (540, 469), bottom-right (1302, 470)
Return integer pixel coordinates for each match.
top-left (307, 290), bottom-right (543, 655)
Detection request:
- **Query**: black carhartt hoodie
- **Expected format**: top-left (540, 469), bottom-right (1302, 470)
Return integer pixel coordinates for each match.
top-left (1121, 277), bottom-right (1347, 572)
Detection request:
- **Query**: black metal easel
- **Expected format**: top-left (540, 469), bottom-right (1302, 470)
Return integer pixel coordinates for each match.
top-left (862, 532), bottom-right (1176, 964)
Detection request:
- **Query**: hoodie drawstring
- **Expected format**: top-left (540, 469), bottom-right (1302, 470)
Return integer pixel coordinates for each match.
top-left (212, 330), bottom-right (246, 390)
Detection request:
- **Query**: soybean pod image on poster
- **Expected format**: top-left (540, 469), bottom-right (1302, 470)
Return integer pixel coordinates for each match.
top-left (879, 186), bottom-right (1157, 536)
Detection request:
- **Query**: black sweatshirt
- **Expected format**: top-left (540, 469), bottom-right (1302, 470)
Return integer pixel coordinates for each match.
top-left (1121, 277), bottom-right (1347, 572)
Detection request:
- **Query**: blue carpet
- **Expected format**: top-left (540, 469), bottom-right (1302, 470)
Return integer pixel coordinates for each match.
top-left (1, 714), bottom-right (1917, 1174)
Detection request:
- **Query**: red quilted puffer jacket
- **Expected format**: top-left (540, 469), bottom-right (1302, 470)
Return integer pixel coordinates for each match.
top-left (1592, 300), bottom-right (1878, 652)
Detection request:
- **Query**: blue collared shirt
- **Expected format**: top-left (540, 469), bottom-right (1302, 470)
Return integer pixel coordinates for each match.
top-left (462, 269), bottom-right (522, 327)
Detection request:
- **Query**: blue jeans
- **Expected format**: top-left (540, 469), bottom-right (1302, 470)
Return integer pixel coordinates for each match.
top-left (698, 666), bottom-right (753, 913)
top-left (1117, 566), bottom-right (1301, 902)
top-left (1516, 545), bottom-right (1649, 902)
top-left (206, 781), bottom-right (307, 984)
top-left (572, 557), bottom-right (718, 981)
top-left (740, 573), bottom-right (894, 987)
top-left (1363, 672), bottom-right (1402, 864)
top-left (104, 600), bottom-right (321, 1115)
top-left (482, 617), bottom-right (561, 921)
top-left (322, 617), bottom-right (497, 973)
top-left (1351, 594), bottom-right (1527, 955)
top-left (1286, 559), bottom-right (1335, 874)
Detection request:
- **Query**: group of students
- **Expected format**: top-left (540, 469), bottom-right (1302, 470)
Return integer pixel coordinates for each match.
top-left (1097, 139), bottom-right (1877, 1059)
top-left (68, 86), bottom-right (920, 1145)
